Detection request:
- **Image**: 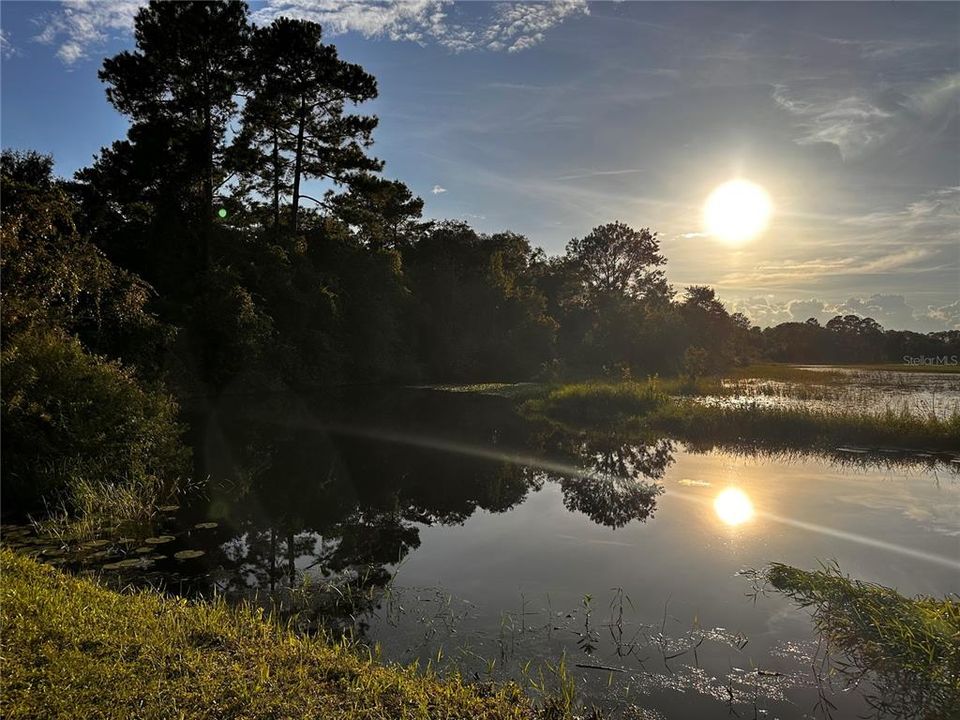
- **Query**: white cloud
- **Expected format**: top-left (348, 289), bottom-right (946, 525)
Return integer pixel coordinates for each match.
top-left (253, 0), bottom-right (587, 53)
top-left (33, 0), bottom-right (587, 65)
top-left (730, 293), bottom-right (960, 331)
top-left (34, 0), bottom-right (144, 64)
top-left (1, 29), bottom-right (17, 59)
top-left (431, 184), bottom-right (446, 194)
top-left (923, 299), bottom-right (960, 331)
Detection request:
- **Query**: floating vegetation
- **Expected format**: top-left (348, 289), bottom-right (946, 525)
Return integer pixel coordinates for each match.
top-left (144, 535), bottom-right (175, 545)
top-left (102, 558), bottom-right (150, 571)
top-left (193, 522), bottom-right (218, 530)
top-left (174, 550), bottom-right (205, 561)
top-left (134, 546), bottom-right (154, 554)
top-left (157, 505), bottom-right (180, 513)
top-left (80, 539), bottom-right (111, 550)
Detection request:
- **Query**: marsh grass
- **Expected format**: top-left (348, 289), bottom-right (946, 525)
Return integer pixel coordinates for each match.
top-left (522, 381), bottom-right (960, 453)
top-left (0, 549), bottom-right (546, 720)
top-left (522, 380), bottom-right (669, 425)
top-left (747, 563), bottom-right (960, 720)
top-left (29, 459), bottom-right (193, 543)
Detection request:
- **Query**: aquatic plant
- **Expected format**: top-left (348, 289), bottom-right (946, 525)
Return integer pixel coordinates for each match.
top-left (746, 562), bottom-right (960, 720)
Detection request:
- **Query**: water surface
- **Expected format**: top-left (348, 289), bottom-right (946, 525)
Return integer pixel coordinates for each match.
top-left (9, 389), bottom-right (959, 718)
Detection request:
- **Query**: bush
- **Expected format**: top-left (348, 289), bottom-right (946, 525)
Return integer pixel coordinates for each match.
top-left (1, 329), bottom-right (188, 515)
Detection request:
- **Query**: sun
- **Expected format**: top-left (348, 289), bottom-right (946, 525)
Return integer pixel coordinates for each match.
top-left (714, 487), bottom-right (754, 526)
top-left (704, 179), bottom-right (773, 246)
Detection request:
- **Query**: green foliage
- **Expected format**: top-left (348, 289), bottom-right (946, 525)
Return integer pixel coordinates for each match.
top-left (405, 223), bottom-right (556, 381)
top-left (1, 150), bottom-right (170, 373)
top-left (760, 563), bottom-right (960, 719)
top-left (0, 549), bottom-right (540, 720)
top-left (1, 329), bottom-right (188, 512)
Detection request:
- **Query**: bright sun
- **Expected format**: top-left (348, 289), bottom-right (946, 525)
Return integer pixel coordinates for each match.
top-left (704, 179), bottom-right (773, 246)
top-left (714, 487), bottom-right (754, 526)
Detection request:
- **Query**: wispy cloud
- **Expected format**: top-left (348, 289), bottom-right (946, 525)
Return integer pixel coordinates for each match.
top-left (1, 29), bottom-right (18, 59)
top-left (823, 36), bottom-right (941, 60)
top-left (721, 247), bottom-right (937, 287)
top-left (773, 73), bottom-right (960, 160)
top-left (555, 168), bottom-right (643, 181)
top-left (431, 184), bottom-right (446, 194)
top-left (32, 0), bottom-right (588, 65)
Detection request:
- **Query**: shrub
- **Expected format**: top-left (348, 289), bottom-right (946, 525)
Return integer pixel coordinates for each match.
top-left (1, 328), bottom-right (188, 515)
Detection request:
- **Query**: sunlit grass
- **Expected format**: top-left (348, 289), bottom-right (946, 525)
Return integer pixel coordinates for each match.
top-left (0, 549), bottom-right (547, 720)
top-left (522, 380), bottom-right (960, 453)
top-left (522, 379), bottom-right (669, 425)
top-left (750, 563), bottom-right (960, 719)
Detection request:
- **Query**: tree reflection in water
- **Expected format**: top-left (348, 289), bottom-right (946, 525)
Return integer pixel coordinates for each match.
top-left (180, 391), bottom-right (670, 631)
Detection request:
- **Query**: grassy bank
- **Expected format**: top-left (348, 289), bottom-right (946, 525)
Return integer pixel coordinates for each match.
top-left (755, 563), bottom-right (960, 719)
top-left (522, 380), bottom-right (960, 453)
top-left (0, 549), bottom-right (543, 720)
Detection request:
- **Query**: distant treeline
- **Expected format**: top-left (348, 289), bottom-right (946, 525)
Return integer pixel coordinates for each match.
top-left (2, 2), bottom-right (957, 509)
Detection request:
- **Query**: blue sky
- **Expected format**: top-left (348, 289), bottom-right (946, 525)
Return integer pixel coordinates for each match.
top-left (2, 1), bottom-right (958, 330)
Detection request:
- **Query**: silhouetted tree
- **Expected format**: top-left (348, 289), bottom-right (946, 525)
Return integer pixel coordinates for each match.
top-left (565, 222), bottom-right (668, 302)
top-left (242, 18), bottom-right (381, 234)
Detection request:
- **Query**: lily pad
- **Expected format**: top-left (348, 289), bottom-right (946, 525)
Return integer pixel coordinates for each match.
top-left (135, 546), bottom-right (154, 554)
top-left (174, 550), bottom-right (205, 561)
top-left (144, 535), bottom-right (175, 545)
top-left (157, 505), bottom-right (180, 513)
top-left (102, 558), bottom-right (147, 571)
top-left (80, 539), bottom-right (111, 550)
top-left (193, 522), bottom-right (218, 530)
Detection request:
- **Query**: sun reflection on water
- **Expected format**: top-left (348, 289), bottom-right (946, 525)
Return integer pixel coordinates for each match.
top-left (714, 487), bottom-right (754, 526)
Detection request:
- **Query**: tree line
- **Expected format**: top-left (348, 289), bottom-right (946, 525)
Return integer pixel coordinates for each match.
top-left (2, 1), bottom-right (956, 511)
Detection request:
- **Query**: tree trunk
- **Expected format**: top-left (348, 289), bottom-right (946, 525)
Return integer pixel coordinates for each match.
top-left (291, 96), bottom-right (306, 235)
top-left (271, 128), bottom-right (280, 229)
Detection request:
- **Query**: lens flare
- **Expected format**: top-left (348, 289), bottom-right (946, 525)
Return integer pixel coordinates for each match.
top-left (714, 487), bottom-right (754, 526)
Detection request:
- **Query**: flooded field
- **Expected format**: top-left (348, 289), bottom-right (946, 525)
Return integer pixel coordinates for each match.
top-left (5, 388), bottom-right (957, 718)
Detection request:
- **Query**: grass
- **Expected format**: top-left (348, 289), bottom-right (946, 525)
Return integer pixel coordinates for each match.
top-left (0, 549), bottom-right (551, 720)
top-left (523, 380), bottom-right (669, 425)
top-left (752, 563), bottom-right (960, 719)
top-left (32, 467), bottom-right (175, 542)
top-left (522, 380), bottom-right (960, 453)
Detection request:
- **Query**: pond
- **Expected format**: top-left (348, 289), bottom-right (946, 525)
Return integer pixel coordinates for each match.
top-left (6, 388), bottom-right (959, 718)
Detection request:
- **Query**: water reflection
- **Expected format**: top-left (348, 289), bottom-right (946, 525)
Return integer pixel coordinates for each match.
top-left (713, 488), bottom-right (754, 526)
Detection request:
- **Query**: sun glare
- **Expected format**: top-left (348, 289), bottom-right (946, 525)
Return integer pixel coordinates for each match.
top-left (704, 179), bottom-right (772, 246)
top-left (714, 487), bottom-right (754, 526)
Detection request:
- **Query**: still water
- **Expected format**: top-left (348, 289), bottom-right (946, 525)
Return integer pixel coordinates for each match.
top-left (14, 389), bottom-right (960, 718)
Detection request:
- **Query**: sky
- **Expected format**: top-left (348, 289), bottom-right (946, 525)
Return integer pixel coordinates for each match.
top-left (2, 1), bottom-right (958, 331)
